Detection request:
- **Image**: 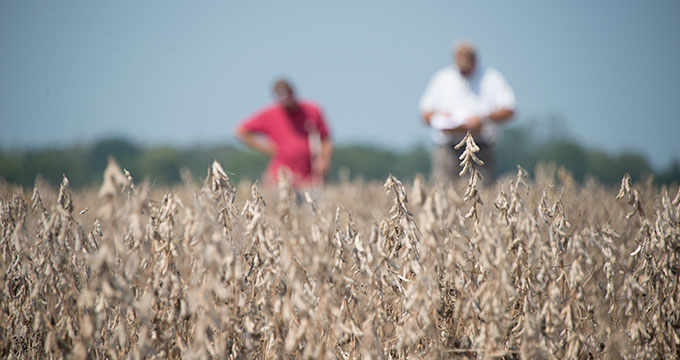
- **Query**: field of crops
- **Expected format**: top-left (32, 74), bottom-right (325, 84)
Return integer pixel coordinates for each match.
top-left (2, 138), bottom-right (679, 359)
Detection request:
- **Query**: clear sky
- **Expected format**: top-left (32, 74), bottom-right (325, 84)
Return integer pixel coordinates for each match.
top-left (1, 1), bottom-right (679, 168)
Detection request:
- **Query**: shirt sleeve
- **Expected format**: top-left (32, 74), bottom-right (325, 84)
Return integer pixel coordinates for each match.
top-left (486, 69), bottom-right (516, 110)
top-left (419, 72), bottom-right (441, 113)
top-left (239, 107), bottom-right (270, 135)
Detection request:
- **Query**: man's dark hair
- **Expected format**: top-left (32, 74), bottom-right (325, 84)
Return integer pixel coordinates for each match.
top-left (273, 78), bottom-right (295, 96)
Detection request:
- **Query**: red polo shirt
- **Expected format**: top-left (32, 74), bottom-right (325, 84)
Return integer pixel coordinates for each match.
top-left (239, 101), bottom-right (330, 184)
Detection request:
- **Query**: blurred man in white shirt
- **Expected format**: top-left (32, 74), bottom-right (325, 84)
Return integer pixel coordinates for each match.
top-left (419, 41), bottom-right (516, 183)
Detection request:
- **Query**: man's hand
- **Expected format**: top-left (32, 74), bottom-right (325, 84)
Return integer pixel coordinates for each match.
top-left (451, 108), bottom-right (514, 132)
top-left (312, 157), bottom-right (329, 178)
top-left (461, 115), bottom-right (484, 132)
top-left (441, 114), bottom-right (483, 133)
top-left (260, 141), bottom-right (277, 156)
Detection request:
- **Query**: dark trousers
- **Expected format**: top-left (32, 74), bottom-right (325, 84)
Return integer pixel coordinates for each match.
top-left (432, 143), bottom-right (496, 185)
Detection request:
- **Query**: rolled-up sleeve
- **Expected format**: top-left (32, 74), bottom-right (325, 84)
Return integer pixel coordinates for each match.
top-left (486, 69), bottom-right (516, 110)
top-left (419, 74), bottom-right (441, 113)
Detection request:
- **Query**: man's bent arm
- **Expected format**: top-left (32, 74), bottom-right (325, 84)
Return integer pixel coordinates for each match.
top-left (488, 107), bottom-right (515, 124)
top-left (314, 138), bottom-right (333, 176)
top-left (235, 127), bottom-right (276, 155)
top-left (421, 111), bottom-right (434, 125)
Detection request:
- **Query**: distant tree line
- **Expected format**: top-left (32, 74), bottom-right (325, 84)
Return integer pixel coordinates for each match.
top-left (494, 119), bottom-right (680, 185)
top-left (1, 124), bottom-right (678, 188)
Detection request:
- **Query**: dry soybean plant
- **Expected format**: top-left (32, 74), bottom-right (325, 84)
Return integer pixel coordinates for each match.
top-left (1, 143), bottom-right (679, 359)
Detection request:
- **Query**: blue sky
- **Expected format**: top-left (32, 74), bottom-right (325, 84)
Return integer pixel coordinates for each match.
top-left (1, 1), bottom-right (679, 168)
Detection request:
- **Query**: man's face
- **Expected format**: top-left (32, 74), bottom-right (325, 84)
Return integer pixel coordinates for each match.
top-left (275, 86), bottom-right (296, 111)
top-left (455, 47), bottom-right (476, 77)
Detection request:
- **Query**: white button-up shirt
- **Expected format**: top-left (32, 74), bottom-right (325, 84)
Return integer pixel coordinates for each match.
top-left (419, 65), bottom-right (516, 145)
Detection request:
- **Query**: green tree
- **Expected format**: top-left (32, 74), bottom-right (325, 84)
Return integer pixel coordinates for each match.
top-left (138, 147), bottom-right (182, 184)
top-left (87, 137), bottom-right (141, 179)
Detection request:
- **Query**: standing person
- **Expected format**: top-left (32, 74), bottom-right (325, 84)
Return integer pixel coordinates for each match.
top-left (235, 79), bottom-right (333, 187)
top-left (419, 41), bottom-right (516, 183)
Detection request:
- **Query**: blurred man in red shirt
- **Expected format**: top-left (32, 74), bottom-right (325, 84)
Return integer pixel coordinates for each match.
top-left (235, 79), bottom-right (333, 186)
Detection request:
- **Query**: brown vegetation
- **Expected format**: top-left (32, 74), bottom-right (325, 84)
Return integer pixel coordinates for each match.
top-left (1, 139), bottom-right (679, 359)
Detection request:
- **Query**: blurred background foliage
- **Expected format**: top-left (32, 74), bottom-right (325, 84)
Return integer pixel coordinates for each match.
top-left (1, 119), bottom-right (678, 188)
